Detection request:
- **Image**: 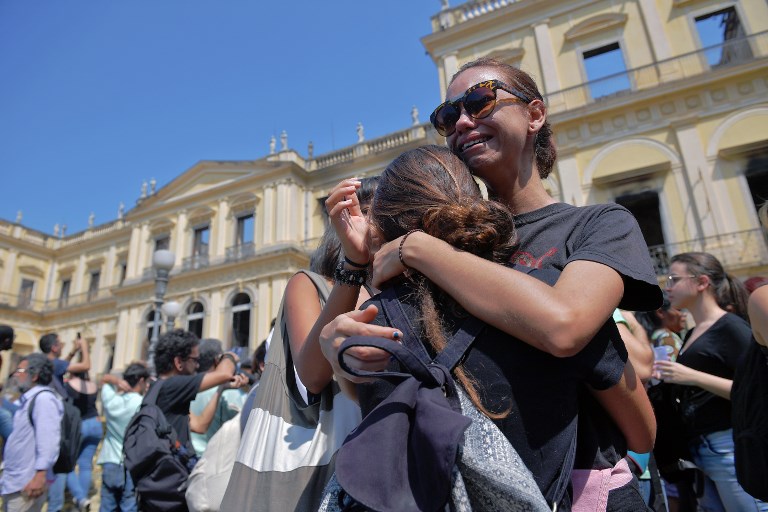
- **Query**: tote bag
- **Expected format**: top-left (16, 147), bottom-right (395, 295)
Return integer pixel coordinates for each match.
top-left (221, 270), bottom-right (362, 512)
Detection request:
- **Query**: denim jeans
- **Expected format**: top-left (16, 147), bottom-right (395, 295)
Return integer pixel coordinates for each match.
top-left (99, 463), bottom-right (137, 512)
top-left (67, 417), bottom-right (104, 501)
top-left (47, 473), bottom-right (67, 512)
top-left (691, 428), bottom-right (768, 512)
top-left (47, 416), bottom-right (104, 510)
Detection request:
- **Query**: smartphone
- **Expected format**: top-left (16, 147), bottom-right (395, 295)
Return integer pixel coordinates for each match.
top-left (76, 332), bottom-right (81, 339)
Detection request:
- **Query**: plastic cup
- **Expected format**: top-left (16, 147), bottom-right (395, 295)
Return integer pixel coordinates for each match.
top-left (653, 346), bottom-right (670, 361)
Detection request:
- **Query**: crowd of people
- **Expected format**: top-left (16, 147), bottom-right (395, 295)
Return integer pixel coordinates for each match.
top-left (1, 57), bottom-right (767, 512)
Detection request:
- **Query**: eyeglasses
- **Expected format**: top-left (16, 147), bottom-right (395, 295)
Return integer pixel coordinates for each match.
top-left (430, 79), bottom-right (532, 137)
top-left (666, 275), bottom-right (696, 285)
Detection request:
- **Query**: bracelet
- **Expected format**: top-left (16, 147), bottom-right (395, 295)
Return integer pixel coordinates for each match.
top-left (398, 229), bottom-right (424, 269)
top-left (334, 261), bottom-right (368, 287)
top-left (343, 255), bottom-right (369, 268)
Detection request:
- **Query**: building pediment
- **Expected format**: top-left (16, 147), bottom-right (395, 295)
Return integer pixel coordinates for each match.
top-left (19, 264), bottom-right (44, 277)
top-left (564, 13), bottom-right (628, 42)
top-left (131, 162), bottom-right (258, 215)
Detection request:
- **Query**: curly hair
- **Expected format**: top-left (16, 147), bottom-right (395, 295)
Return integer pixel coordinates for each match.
top-left (370, 145), bottom-right (517, 418)
top-left (451, 57), bottom-right (557, 179)
top-left (154, 329), bottom-right (199, 375)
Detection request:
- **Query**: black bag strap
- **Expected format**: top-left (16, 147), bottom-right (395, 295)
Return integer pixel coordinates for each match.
top-left (142, 378), bottom-right (165, 407)
top-left (338, 287), bottom-right (484, 389)
top-left (27, 388), bottom-right (57, 427)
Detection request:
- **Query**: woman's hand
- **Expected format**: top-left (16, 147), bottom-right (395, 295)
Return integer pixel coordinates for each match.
top-left (371, 233), bottom-right (414, 289)
top-left (319, 305), bottom-right (401, 383)
top-left (653, 360), bottom-right (698, 386)
top-left (325, 179), bottom-right (370, 265)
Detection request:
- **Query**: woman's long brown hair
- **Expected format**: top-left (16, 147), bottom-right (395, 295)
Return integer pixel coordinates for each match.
top-left (371, 145), bottom-right (517, 418)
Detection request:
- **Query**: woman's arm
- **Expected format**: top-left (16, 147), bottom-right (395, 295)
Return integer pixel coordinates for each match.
top-left (293, 178), bottom-right (375, 393)
top-left (653, 360), bottom-right (733, 399)
top-left (191, 374), bottom-right (249, 433)
top-left (590, 361), bottom-right (656, 453)
top-left (374, 232), bottom-right (624, 357)
top-left (289, 271), bottom-right (372, 394)
top-left (616, 311), bottom-right (654, 383)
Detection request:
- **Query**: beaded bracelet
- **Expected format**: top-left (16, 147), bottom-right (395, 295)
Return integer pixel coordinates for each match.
top-left (398, 229), bottom-right (424, 269)
top-left (343, 255), bottom-right (369, 268)
top-left (334, 261), bottom-right (368, 287)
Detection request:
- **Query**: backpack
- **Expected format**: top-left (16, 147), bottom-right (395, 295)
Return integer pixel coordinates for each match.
top-left (322, 287), bottom-right (551, 512)
top-left (123, 379), bottom-right (191, 512)
top-left (28, 388), bottom-right (82, 474)
top-left (731, 340), bottom-right (768, 501)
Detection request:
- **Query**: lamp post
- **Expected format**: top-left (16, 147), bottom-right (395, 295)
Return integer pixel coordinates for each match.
top-left (148, 249), bottom-right (175, 375)
top-left (162, 300), bottom-right (181, 332)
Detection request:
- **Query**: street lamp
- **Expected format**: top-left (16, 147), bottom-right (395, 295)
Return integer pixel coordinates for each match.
top-left (162, 300), bottom-right (181, 332)
top-left (148, 249), bottom-right (175, 374)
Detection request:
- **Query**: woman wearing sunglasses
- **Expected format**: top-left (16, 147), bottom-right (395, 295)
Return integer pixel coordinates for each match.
top-left (320, 58), bottom-right (662, 510)
top-left (655, 252), bottom-right (766, 511)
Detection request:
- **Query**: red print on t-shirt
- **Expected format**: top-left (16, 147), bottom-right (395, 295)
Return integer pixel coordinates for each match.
top-left (511, 248), bottom-right (558, 269)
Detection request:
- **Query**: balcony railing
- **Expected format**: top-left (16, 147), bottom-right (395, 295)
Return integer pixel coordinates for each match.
top-left (547, 30), bottom-right (768, 113)
top-left (181, 253), bottom-right (210, 272)
top-left (225, 242), bottom-right (256, 263)
top-left (45, 289), bottom-right (114, 310)
top-left (0, 292), bottom-right (45, 311)
top-left (648, 228), bottom-right (768, 275)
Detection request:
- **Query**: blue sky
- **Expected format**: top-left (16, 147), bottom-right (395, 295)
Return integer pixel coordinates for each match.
top-left (0, 1), bottom-right (443, 234)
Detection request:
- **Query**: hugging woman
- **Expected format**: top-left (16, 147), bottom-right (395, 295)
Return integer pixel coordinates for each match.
top-left (319, 57), bottom-right (662, 511)
top-left (316, 145), bottom-right (654, 511)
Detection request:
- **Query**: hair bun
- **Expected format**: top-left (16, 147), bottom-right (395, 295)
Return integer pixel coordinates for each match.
top-left (423, 200), bottom-right (516, 260)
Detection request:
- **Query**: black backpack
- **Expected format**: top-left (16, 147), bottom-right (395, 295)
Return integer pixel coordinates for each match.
top-left (123, 379), bottom-right (191, 512)
top-left (731, 340), bottom-right (768, 501)
top-left (28, 388), bottom-right (82, 474)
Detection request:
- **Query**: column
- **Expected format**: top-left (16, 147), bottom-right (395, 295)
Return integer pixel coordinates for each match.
top-left (174, 210), bottom-right (188, 264)
top-left (532, 21), bottom-right (561, 94)
top-left (209, 290), bottom-right (222, 341)
top-left (104, 246), bottom-right (117, 287)
top-left (262, 185), bottom-right (276, 245)
top-left (674, 124), bottom-right (728, 238)
top-left (214, 199), bottom-right (230, 258)
top-left (126, 224), bottom-right (142, 278)
top-left (555, 154), bottom-right (583, 206)
top-left (73, 254), bottom-right (86, 294)
top-left (441, 53), bottom-right (459, 100)
top-left (136, 222), bottom-right (150, 277)
top-left (1, 249), bottom-right (18, 292)
top-left (637, 0), bottom-right (679, 82)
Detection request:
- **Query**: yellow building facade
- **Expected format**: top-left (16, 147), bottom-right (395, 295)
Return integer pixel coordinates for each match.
top-left (1, 0), bottom-right (767, 380)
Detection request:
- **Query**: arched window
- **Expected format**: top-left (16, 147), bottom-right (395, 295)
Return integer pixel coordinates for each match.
top-left (187, 301), bottom-right (205, 339)
top-left (231, 293), bottom-right (252, 348)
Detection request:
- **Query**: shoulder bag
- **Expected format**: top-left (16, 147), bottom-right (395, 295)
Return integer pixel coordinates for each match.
top-left (221, 270), bottom-right (362, 512)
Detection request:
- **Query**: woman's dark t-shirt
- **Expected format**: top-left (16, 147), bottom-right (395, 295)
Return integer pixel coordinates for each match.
top-left (357, 268), bottom-right (626, 508)
top-left (511, 202), bottom-right (662, 470)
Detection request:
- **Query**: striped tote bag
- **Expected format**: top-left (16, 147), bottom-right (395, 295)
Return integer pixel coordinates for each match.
top-left (221, 270), bottom-right (362, 512)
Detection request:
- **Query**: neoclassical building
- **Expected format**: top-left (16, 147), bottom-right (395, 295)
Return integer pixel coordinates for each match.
top-left (2, 0), bottom-right (767, 380)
